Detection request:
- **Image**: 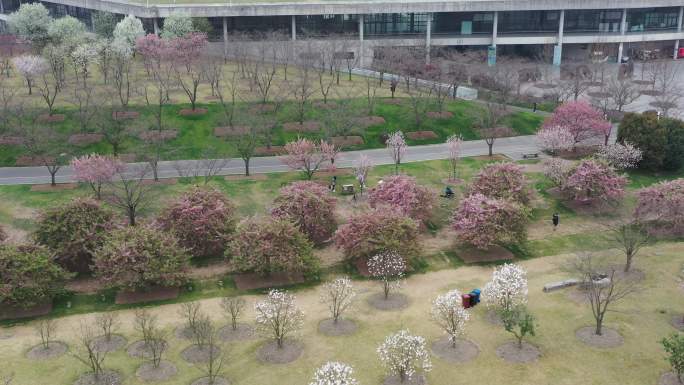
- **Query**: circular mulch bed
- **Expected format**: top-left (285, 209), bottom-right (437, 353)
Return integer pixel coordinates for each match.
top-left (659, 372), bottom-right (683, 385)
top-left (175, 325), bottom-right (196, 340)
top-left (431, 337), bottom-right (479, 363)
top-left (641, 90), bottom-right (663, 97)
top-left (575, 326), bottom-right (623, 348)
top-left (136, 360), bottom-right (178, 382)
top-left (318, 319), bottom-right (358, 337)
top-left (181, 344), bottom-right (221, 364)
top-left (191, 376), bottom-right (231, 385)
top-left (610, 267), bottom-right (646, 283)
top-left (92, 335), bottom-right (127, 353)
top-left (218, 324), bottom-right (255, 342)
top-left (73, 370), bottom-right (122, 385)
top-left (256, 340), bottom-right (303, 364)
top-left (282, 121), bottom-right (321, 133)
top-left (535, 83), bottom-right (557, 89)
top-left (426, 111), bottom-right (454, 119)
top-left (179, 108), bottom-right (208, 116)
top-left (485, 309), bottom-right (503, 326)
top-left (495, 341), bottom-right (541, 363)
top-left (671, 315), bottom-right (684, 331)
top-left (382, 374), bottom-right (427, 385)
top-left (367, 293), bottom-right (409, 311)
top-left (127, 340), bottom-right (156, 359)
top-left (632, 79), bottom-right (652, 85)
top-left (382, 98), bottom-right (404, 105)
top-left (26, 341), bottom-right (68, 360)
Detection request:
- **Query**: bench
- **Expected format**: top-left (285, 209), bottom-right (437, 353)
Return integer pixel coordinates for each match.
top-left (341, 184), bottom-right (355, 194)
top-left (543, 279), bottom-right (580, 292)
top-left (522, 153), bottom-right (539, 159)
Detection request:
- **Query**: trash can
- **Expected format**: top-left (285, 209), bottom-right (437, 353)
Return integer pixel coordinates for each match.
top-left (461, 294), bottom-right (471, 309)
top-left (469, 289), bottom-right (481, 306)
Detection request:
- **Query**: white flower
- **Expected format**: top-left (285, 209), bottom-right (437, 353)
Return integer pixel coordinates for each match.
top-left (596, 142), bottom-right (642, 170)
top-left (368, 251), bottom-right (406, 298)
top-left (482, 263), bottom-right (528, 311)
top-left (254, 289), bottom-right (303, 345)
top-left (320, 277), bottom-right (355, 322)
top-left (431, 289), bottom-right (470, 344)
top-left (377, 329), bottom-right (432, 381)
top-left (309, 361), bottom-right (359, 385)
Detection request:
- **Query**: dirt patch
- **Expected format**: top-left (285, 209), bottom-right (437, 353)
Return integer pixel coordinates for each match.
top-left (113, 111), bottom-right (140, 120)
top-left (382, 374), bottom-right (426, 385)
top-left (495, 341), bottom-right (541, 363)
top-left (535, 83), bottom-right (557, 89)
top-left (15, 156), bottom-right (53, 166)
top-left (427, 111), bottom-right (454, 119)
top-left (204, 95), bottom-right (219, 101)
top-left (127, 340), bottom-right (159, 359)
top-left (29, 183), bottom-right (78, 192)
top-left (191, 377), bottom-right (230, 385)
top-left (179, 108), bottom-right (208, 116)
top-left (92, 335), bottom-right (127, 353)
top-left (181, 344), bottom-right (220, 364)
top-left (175, 325), bottom-right (196, 340)
top-left (354, 116), bottom-right (385, 128)
top-left (406, 131), bottom-right (439, 140)
top-left (225, 174), bottom-right (268, 181)
top-left (331, 136), bottom-right (364, 147)
top-left (671, 315), bottom-right (684, 331)
top-left (313, 101), bottom-right (336, 109)
top-left (660, 372), bottom-right (683, 385)
top-left (141, 178), bottom-right (178, 186)
top-left (138, 130), bottom-right (178, 141)
top-left (233, 272), bottom-right (305, 290)
top-left (256, 340), bottom-right (303, 364)
top-left (587, 91), bottom-right (610, 99)
top-left (0, 302), bottom-right (52, 321)
top-left (255, 146), bottom-right (284, 156)
top-left (214, 126), bottom-right (249, 137)
top-left (382, 98), bottom-right (404, 105)
top-left (367, 292), bottom-right (409, 311)
top-left (431, 337), bottom-right (479, 363)
top-left (136, 361), bottom-right (177, 382)
top-left (640, 90), bottom-right (663, 97)
top-left (485, 309), bottom-right (504, 326)
top-left (562, 198), bottom-right (614, 215)
top-left (354, 258), bottom-right (371, 277)
top-left (470, 154), bottom-right (510, 161)
top-left (218, 324), bottom-right (255, 342)
top-left (115, 286), bottom-right (180, 305)
top-left (250, 104), bottom-right (276, 114)
top-left (117, 153), bottom-right (137, 163)
top-left (37, 113), bottom-right (65, 123)
top-left (283, 121), bottom-right (321, 133)
top-left (68, 133), bottom-right (104, 146)
top-left (566, 288), bottom-right (590, 304)
top-left (0, 136), bottom-right (24, 145)
top-left (458, 245), bottom-right (514, 263)
top-left (26, 342), bottom-right (68, 360)
top-left (318, 319), bottom-right (358, 336)
top-left (74, 370), bottom-right (122, 385)
top-left (575, 326), bottom-right (624, 348)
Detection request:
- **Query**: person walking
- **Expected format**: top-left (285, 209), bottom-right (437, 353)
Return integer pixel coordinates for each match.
top-left (552, 213), bottom-right (559, 231)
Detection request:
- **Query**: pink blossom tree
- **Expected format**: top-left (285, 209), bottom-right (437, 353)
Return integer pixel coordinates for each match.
top-left (596, 142), bottom-right (643, 170)
top-left (12, 54), bottom-right (47, 95)
top-left (386, 131), bottom-right (407, 175)
top-left (542, 101), bottom-right (611, 147)
top-left (271, 181), bottom-right (337, 245)
top-left (170, 32), bottom-right (208, 111)
top-left (354, 155), bottom-right (373, 195)
top-left (542, 158), bottom-right (573, 190)
top-left (282, 138), bottom-right (329, 179)
top-left (135, 34), bottom-right (168, 73)
top-left (446, 135), bottom-right (463, 181)
top-left (635, 179), bottom-right (684, 236)
top-left (470, 162), bottom-right (532, 205)
top-left (565, 159), bottom-right (627, 203)
top-left (320, 141), bottom-right (340, 172)
top-left (71, 154), bottom-right (125, 200)
top-left (368, 175), bottom-right (435, 223)
top-left (452, 193), bottom-right (529, 250)
top-left (536, 125), bottom-right (574, 156)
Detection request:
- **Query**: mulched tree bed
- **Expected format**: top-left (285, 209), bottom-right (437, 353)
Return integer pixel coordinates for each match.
top-left (179, 108), bottom-right (208, 116)
top-left (426, 111), bottom-right (454, 119)
top-left (671, 314), bottom-right (684, 331)
top-left (575, 326), bottom-right (624, 348)
top-left (37, 114), bottom-right (65, 123)
top-left (218, 324), bottom-right (255, 342)
top-left (233, 272), bottom-right (305, 290)
top-left (367, 292), bottom-right (409, 311)
top-left (406, 131), bottom-right (439, 140)
top-left (283, 121), bottom-right (321, 133)
top-left (136, 361), bottom-right (177, 382)
top-left (354, 116), bottom-right (386, 128)
top-left (485, 309), bottom-right (504, 326)
top-left (495, 341), bottom-right (541, 363)
top-left (204, 95), bottom-right (219, 101)
top-left (256, 340), bottom-right (303, 364)
top-left (431, 337), bottom-right (479, 363)
top-left (214, 126), bottom-right (249, 138)
top-left (115, 286), bottom-right (180, 305)
top-left (30, 184), bottom-right (78, 192)
top-left (382, 98), bottom-right (405, 105)
top-left (640, 90), bottom-right (663, 97)
top-left (26, 341), bottom-right (68, 360)
top-left (138, 130), bottom-right (178, 141)
top-left (383, 374), bottom-right (426, 385)
top-left (458, 245), bottom-right (514, 263)
top-left (562, 199), bottom-right (615, 216)
top-left (0, 302), bottom-right (52, 321)
top-left (73, 370), bottom-right (122, 385)
top-left (255, 146), bottom-right (284, 156)
top-left (92, 335), bottom-right (127, 353)
top-left (192, 377), bottom-right (230, 385)
top-left (112, 111), bottom-right (140, 120)
top-left (0, 136), bottom-right (24, 145)
top-left (659, 372), bottom-right (683, 385)
top-left (127, 340), bottom-right (162, 359)
top-left (331, 136), bottom-right (364, 147)
top-left (318, 319), bottom-right (358, 336)
top-left (181, 344), bottom-right (221, 364)
top-left (250, 103), bottom-right (276, 114)
top-left (68, 133), bottom-right (104, 146)
top-left (534, 83), bottom-right (557, 89)
top-left (15, 156), bottom-right (53, 166)
top-left (312, 101), bottom-right (337, 109)
top-left (225, 174), bottom-right (268, 181)
top-left (175, 325), bottom-right (196, 340)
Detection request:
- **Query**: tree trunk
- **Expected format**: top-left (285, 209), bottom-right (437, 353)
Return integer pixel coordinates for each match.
top-left (128, 209), bottom-right (136, 226)
top-left (595, 317), bottom-right (603, 336)
top-left (488, 142), bottom-right (494, 157)
top-left (624, 253), bottom-right (633, 273)
top-left (244, 159), bottom-right (250, 176)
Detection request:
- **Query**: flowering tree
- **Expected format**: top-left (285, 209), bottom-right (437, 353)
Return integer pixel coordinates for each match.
top-left (160, 13), bottom-right (193, 39)
top-left (635, 179), bottom-right (684, 235)
top-left (334, 208), bottom-right (419, 260)
top-left (452, 194), bottom-right (529, 250)
top-left (309, 362), bottom-right (358, 385)
top-left (171, 32), bottom-right (208, 111)
top-left (71, 43), bottom-right (99, 88)
top-left (320, 141), bottom-right (339, 172)
top-left (71, 154), bottom-right (125, 200)
top-left (354, 155), bottom-right (373, 195)
top-left (565, 159), bottom-right (627, 203)
top-left (386, 131), bottom-right (407, 175)
top-left (271, 181), bottom-right (336, 245)
top-left (536, 125), bottom-right (574, 156)
top-left (12, 54), bottom-right (47, 95)
top-left (542, 158), bottom-right (574, 190)
top-left (470, 162), bottom-right (531, 205)
top-left (229, 217), bottom-right (318, 276)
top-left (431, 290), bottom-right (470, 348)
top-left (482, 263), bottom-right (528, 312)
top-left (135, 33), bottom-right (169, 73)
top-left (542, 101), bottom-right (611, 147)
top-left (7, 3), bottom-right (52, 47)
top-left (0, 225), bottom-right (6, 244)
top-left (282, 138), bottom-right (329, 180)
top-left (113, 15), bottom-right (145, 49)
top-left (320, 277), bottom-right (355, 323)
top-left (368, 175), bottom-right (435, 223)
top-left (47, 16), bottom-right (86, 49)
top-left (446, 134), bottom-right (463, 180)
top-left (596, 142), bottom-right (643, 170)
top-left (255, 289), bottom-right (304, 348)
top-left (377, 330), bottom-right (432, 383)
top-left (157, 187), bottom-right (237, 258)
top-left (367, 251), bottom-right (406, 300)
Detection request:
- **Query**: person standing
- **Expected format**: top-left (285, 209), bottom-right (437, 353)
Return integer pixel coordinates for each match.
top-left (552, 213), bottom-right (559, 231)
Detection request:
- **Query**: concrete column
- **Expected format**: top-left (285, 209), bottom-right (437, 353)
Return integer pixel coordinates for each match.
top-left (291, 15), bottom-right (296, 41)
top-left (620, 8), bottom-right (627, 35)
top-left (492, 11), bottom-right (498, 46)
top-left (554, 9), bottom-right (564, 66)
top-left (618, 42), bottom-right (624, 62)
top-left (358, 14), bottom-right (365, 67)
top-left (425, 14), bottom-right (432, 64)
top-left (675, 7), bottom-right (683, 59)
top-left (223, 17), bottom-right (228, 59)
top-left (359, 14), bottom-right (364, 41)
top-left (153, 18), bottom-right (159, 35)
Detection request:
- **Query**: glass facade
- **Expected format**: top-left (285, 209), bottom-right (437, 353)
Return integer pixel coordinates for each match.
top-left (364, 13), bottom-right (430, 37)
top-left (225, 16), bottom-right (291, 35)
top-left (296, 14), bottom-right (358, 38)
top-left (432, 12), bottom-right (494, 36)
top-left (499, 10), bottom-right (560, 34)
top-left (626, 7), bottom-right (680, 32)
top-left (564, 9), bottom-right (623, 33)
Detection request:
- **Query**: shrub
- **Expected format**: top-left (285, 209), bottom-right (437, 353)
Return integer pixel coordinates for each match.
top-left (93, 226), bottom-right (189, 291)
top-left (470, 162), bottom-right (531, 205)
top-left (635, 179), bottom-right (684, 236)
top-left (0, 244), bottom-right (71, 308)
top-left (157, 187), bottom-right (237, 258)
top-left (271, 181), bottom-right (337, 245)
top-left (368, 175), bottom-right (435, 223)
top-left (34, 198), bottom-right (116, 273)
top-left (0, 225), bottom-right (7, 244)
top-left (565, 159), bottom-right (627, 203)
top-left (617, 113), bottom-right (684, 171)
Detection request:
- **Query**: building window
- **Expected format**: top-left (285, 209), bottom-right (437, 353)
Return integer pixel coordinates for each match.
top-left (499, 10), bottom-right (560, 35)
top-left (296, 14), bottom-right (358, 38)
top-left (364, 13), bottom-right (430, 37)
top-left (432, 12), bottom-right (494, 35)
top-left (627, 7), bottom-right (679, 32)
top-left (564, 9), bottom-right (623, 33)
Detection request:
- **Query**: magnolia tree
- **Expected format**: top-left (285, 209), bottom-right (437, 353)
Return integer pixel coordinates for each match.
top-left (386, 131), bottom-right (407, 175)
top-left (470, 162), bottom-right (531, 205)
top-left (334, 208), bottom-right (420, 261)
top-left (368, 250), bottom-right (406, 300)
top-left (113, 15), bottom-right (145, 49)
top-left (271, 181), bottom-right (336, 245)
top-left (377, 330), bottom-right (432, 383)
top-left (482, 263), bottom-right (528, 315)
top-left (12, 54), bottom-right (47, 95)
top-left (635, 179), bottom-right (684, 236)
top-left (157, 187), bottom-right (237, 258)
top-left (354, 154), bottom-right (373, 195)
top-left (431, 289), bottom-right (470, 348)
top-left (452, 193), bottom-right (529, 250)
top-left (7, 3), bottom-right (52, 47)
top-left (320, 277), bottom-right (355, 323)
top-left (309, 361), bottom-right (358, 385)
top-left (368, 175), bottom-right (435, 223)
top-left (255, 289), bottom-right (304, 349)
top-left (446, 134), bottom-right (463, 181)
top-left (566, 159), bottom-right (627, 203)
top-left (542, 158), bottom-right (574, 190)
top-left (282, 138), bottom-right (334, 179)
top-left (542, 101), bottom-right (611, 147)
top-left (536, 125), bottom-right (574, 156)
top-left (71, 154), bottom-right (125, 200)
top-left (596, 142), bottom-right (643, 170)
top-left (160, 14), bottom-right (193, 39)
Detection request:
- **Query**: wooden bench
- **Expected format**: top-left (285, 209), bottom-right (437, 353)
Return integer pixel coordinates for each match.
top-left (522, 153), bottom-right (539, 159)
top-left (341, 184), bottom-right (355, 195)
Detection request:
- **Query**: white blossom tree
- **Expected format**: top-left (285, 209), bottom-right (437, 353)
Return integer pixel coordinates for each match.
top-left (47, 16), bottom-right (87, 49)
top-left (482, 263), bottom-right (528, 312)
top-left (320, 277), bottom-right (355, 323)
top-left (309, 361), bottom-right (359, 385)
top-left (542, 158), bottom-right (573, 190)
top-left (386, 131), bottom-right (407, 175)
top-left (113, 15), bottom-right (144, 50)
top-left (7, 3), bottom-right (53, 47)
top-left (12, 55), bottom-right (48, 95)
top-left (160, 13), bottom-right (193, 39)
top-left (71, 44), bottom-right (99, 88)
top-left (431, 290), bottom-right (470, 348)
top-left (368, 251), bottom-right (406, 300)
top-left (537, 126), bottom-right (574, 157)
top-left (596, 142), bottom-right (642, 170)
top-left (255, 289), bottom-right (304, 349)
top-left (354, 154), bottom-right (373, 195)
top-left (446, 134), bottom-right (463, 181)
top-left (377, 329), bottom-right (432, 383)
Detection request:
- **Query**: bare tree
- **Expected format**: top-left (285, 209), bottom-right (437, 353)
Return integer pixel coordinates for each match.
top-left (134, 309), bottom-right (158, 347)
top-left (178, 301), bottom-right (203, 338)
top-left (216, 69), bottom-right (240, 128)
top-left (606, 221), bottom-right (650, 273)
top-left (111, 47), bottom-right (134, 108)
top-left (22, 125), bottom-right (69, 186)
top-left (560, 65), bottom-right (592, 101)
top-left (607, 76), bottom-right (640, 112)
top-left (476, 103), bottom-right (512, 157)
top-left (71, 323), bottom-right (108, 381)
top-left (0, 372), bottom-right (13, 385)
top-left (71, 86), bottom-right (97, 133)
top-left (221, 296), bottom-right (246, 331)
top-left (97, 107), bottom-right (131, 156)
top-left (34, 318), bottom-right (58, 349)
top-left (0, 80), bottom-right (19, 134)
top-left (251, 37), bottom-right (279, 104)
top-left (95, 312), bottom-right (119, 343)
top-left (291, 60), bottom-right (316, 124)
top-left (365, 75), bottom-right (382, 115)
top-left (651, 60), bottom-right (683, 117)
top-left (173, 147), bottom-right (228, 184)
top-left (35, 72), bottom-right (60, 116)
top-left (146, 328), bottom-right (168, 369)
top-left (321, 277), bottom-right (355, 323)
top-left (197, 319), bottom-right (227, 385)
top-left (104, 165), bottom-right (153, 226)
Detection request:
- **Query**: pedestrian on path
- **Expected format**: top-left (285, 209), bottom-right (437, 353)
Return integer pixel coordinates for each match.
top-left (552, 213), bottom-right (559, 231)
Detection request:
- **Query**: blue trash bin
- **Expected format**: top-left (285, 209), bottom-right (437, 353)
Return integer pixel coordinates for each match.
top-left (469, 289), bottom-right (481, 306)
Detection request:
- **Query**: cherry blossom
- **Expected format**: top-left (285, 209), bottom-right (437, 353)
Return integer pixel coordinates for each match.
top-left (71, 154), bottom-right (125, 200)
top-left (596, 142), bottom-right (643, 170)
top-left (368, 175), bottom-right (435, 223)
top-left (386, 131), bottom-right (407, 175)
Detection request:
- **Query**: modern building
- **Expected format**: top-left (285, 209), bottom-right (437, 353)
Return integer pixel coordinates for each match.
top-left (2, 0), bottom-right (684, 65)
